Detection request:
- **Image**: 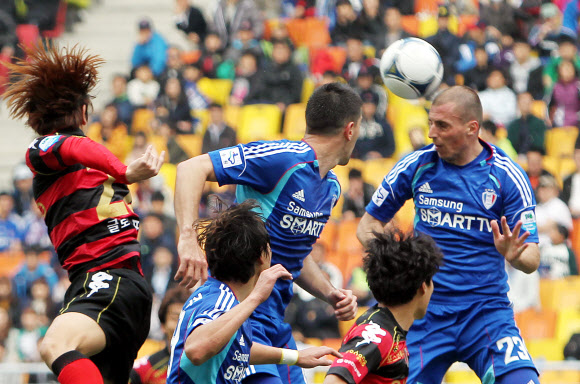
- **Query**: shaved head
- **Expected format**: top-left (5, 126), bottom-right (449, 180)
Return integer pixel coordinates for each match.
top-left (432, 86), bottom-right (482, 125)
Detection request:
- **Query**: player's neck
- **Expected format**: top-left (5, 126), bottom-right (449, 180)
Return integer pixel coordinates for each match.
top-left (224, 275), bottom-right (258, 302)
top-left (302, 135), bottom-right (343, 178)
top-left (451, 140), bottom-right (484, 167)
top-left (383, 303), bottom-right (415, 331)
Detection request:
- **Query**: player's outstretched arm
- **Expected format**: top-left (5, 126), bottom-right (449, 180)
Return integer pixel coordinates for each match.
top-left (174, 154), bottom-right (217, 288)
top-left (296, 255), bottom-right (358, 321)
top-left (125, 145), bottom-right (166, 183)
top-left (184, 265), bottom-right (291, 365)
top-left (356, 213), bottom-right (387, 248)
top-left (323, 374), bottom-right (348, 384)
top-left (249, 343), bottom-right (341, 368)
top-left (491, 216), bottom-right (540, 274)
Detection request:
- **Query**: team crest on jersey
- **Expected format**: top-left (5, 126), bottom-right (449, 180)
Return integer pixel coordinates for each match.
top-left (39, 135), bottom-right (61, 152)
top-left (482, 189), bottom-right (497, 209)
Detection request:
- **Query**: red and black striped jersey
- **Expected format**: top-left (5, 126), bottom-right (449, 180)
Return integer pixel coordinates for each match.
top-left (25, 128), bottom-right (141, 279)
top-left (130, 347), bottom-right (170, 384)
top-left (326, 306), bottom-right (409, 384)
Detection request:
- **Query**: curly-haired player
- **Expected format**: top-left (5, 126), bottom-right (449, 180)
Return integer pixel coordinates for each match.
top-left (4, 42), bottom-right (165, 384)
top-left (324, 231), bottom-right (443, 384)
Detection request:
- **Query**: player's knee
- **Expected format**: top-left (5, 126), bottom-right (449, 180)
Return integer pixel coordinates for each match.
top-left (39, 336), bottom-right (61, 365)
top-left (496, 368), bottom-right (539, 384)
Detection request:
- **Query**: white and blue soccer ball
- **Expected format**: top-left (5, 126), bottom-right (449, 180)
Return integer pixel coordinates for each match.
top-left (380, 37), bottom-right (444, 99)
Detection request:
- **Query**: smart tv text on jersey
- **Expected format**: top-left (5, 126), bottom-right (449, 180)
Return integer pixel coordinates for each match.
top-left (419, 207), bottom-right (493, 232)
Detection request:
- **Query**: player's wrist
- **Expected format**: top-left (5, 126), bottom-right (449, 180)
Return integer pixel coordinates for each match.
top-left (279, 348), bottom-right (299, 365)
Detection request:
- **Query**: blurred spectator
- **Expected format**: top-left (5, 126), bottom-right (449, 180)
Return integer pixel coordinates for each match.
top-left (342, 168), bottom-right (375, 219)
top-left (447, 0), bottom-right (478, 16)
top-left (478, 69), bottom-right (517, 126)
top-left (131, 18), bottom-right (168, 77)
top-left (352, 90), bottom-right (395, 160)
top-left (346, 265), bottom-right (375, 307)
top-left (409, 125), bottom-right (427, 151)
top-left (174, 0), bottom-right (207, 46)
top-left (12, 247), bottom-right (58, 302)
top-left (155, 78), bottom-right (193, 133)
top-left (127, 65), bottom-right (161, 108)
top-left (539, 224), bottom-right (578, 279)
top-left (21, 0), bottom-right (60, 34)
top-left (507, 92), bottom-right (547, 156)
top-left (0, 192), bottom-right (22, 252)
top-left (86, 104), bottom-right (130, 161)
top-left (11, 163), bottom-right (33, 217)
top-left (543, 34), bottom-right (580, 96)
top-left (158, 46), bottom-right (185, 93)
top-left (126, 131), bottom-right (149, 165)
top-left (479, 0), bottom-right (518, 37)
top-left (13, 308), bottom-right (45, 362)
top-left (377, 7), bottom-right (412, 55)
top-left (202, 103), bottom-right (237, 154)
top-left (229, 51), bottom-right (261, 106)
top-left (140, 213), bottom-right (176, 272)
top-left (426, 5), bottom-right (461, 85)
top-left (212, 0), bottom-right (264, 48)
top-left (353, 65), bottom-right (387, 118)
top-left (509, 37), bottom-right (542, 95)
top-left (287, 0), bottom-right (316, 18)
top-left (355, 0), bottom-right (384, 49)
top-left (331, 0), bottom-right (362, 45)
top-left (0, 276), bottom-right (20, 328)
top-left (492, 32), bottom-right (515, 70)
top-left (526, 148), bottom-right (554, 191)
top-left (506, 263), bottom-right (540, 314)
top-left (529, 3), bottom-right (566, 61)
top-left (150, 190), bottom-right (176, 231)
top-left (563, 142), bottom-right (580, 217)
top-left (255, 38), bottom-right (303, 112)
top-left (133, 176), bottom-right (174, 217)
top-left (50, 272), bottom-right (70, 310)
top-left (0, 307), bottom-right (12, 361)
top-left (21, 198), bottom-right (52, 252)
top-left (225, 20), bottom-right (263, 63)
top-left (479, 120), bottom-right (517, 160)
top-left (109, 74), bottom-right (134, 128)
top-left (535, 174), bottom-right (573, 246)
top-left (28, 278), bottom-right (58, 327)
top-left (547, 60), bottom-right (580, 128)
top-left (156, 118), bottom-right (190, 164)
top-left (182, 64), bottom-right (210, 114)
top-left (463, 46), bottom-right (492, 91)
top-left (342, 36), bottom-right (376, 85)
top-left (0, 9), bottom-right (17, 50)
top-left (197, 32), bottom-right (225, 78)
top-left (382, 0), bottom-right (414, 15)
top-left (144, 246), bottom-right (176, 299)
top-left (458, 21), bottom-right (501, 74)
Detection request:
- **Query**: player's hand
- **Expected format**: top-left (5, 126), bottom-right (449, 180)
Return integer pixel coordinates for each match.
top-left (296, 347), bottom-right (342, 368)
top-left (491, 216), bottom-right (530, 263)
top-left (175, 231), bottom-right (207, 289)
top-left (248, 264), bottom-right (292, 305)
top-left (328, 288), bottom-right (358, 321)
top-left (126, 145), bottom-right (165, 183)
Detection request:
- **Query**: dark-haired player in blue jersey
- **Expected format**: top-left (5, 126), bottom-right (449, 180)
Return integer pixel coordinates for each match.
top-left (167, 200), bottom-right (340, 384)
top-left (174, 82), bottom-right (362, 384)
top-left (358, 85), bottom-right (541, 384)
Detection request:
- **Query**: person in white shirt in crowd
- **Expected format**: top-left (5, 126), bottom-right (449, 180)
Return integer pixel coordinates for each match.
top-left (562, 139), bottom-right (580, 217)
top-left (478, 68), bottom-right (517, 126)
top-left (535, 174), bottom-right (573, 246)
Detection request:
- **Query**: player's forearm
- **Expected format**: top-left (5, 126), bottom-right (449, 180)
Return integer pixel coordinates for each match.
top-left (296, 254), bottom-right (335, 303)
top-left (175, 154), bottom-right (216, 234)
top-left (249, 343), bottom-right (285, 365)
top-left (509, 243), bottom-right (540, 274)
top-left (356, 213), bottom-right (386, 247)
top-left (184, 295), bottom-right (261, 365)
top-left (323, 374), bottom-right (348, 384)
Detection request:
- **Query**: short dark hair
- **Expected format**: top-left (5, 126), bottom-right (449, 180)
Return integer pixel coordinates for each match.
top-left (481, 120), bottom-right (497, 136)
top-left (305, 82), bottom-right (362, 136)
top-left (432, 85), bottom-right (483, 125)
top-left (158, 285), bottom-right (190, 324)
top-left (196, 199), bottom-right (270, 283)
top-left (363, 231), bottom-right (443, 307)
top-left (151, 191), bottom-right (165, 202)
top-left (348, 168), bottom-right (362, 179)
top-left (556, 224), bottom-right (570, 239)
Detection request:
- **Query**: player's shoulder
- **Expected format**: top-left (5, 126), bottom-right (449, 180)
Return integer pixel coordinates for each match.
top-left (489, 144), bottom-right (528, 178)
top-left (27, 134), bottom-right (65, 154)
top-left (184, 279), bottom-right (236, 312)
top-left (240, 140), bottom-right (313, 161)
top-left (387, 144), bottom-right (438, 179)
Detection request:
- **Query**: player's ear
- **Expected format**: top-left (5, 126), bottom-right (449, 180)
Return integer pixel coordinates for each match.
top-left (81, 104), bottom-right (88, 126)
top-left (467, 120), bottom-right (479, 136)
top-left (344, 121), bottom-right (355, 141)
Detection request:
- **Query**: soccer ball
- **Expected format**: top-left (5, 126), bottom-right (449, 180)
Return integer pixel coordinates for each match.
top-left (380, 37), bottom-right (444, 99)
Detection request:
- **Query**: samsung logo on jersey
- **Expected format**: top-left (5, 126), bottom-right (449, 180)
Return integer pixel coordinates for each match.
top-left (418, 195), bottom-right (464, 213)
top-left (233, 350), bottom-right (249, 362)
top-left (287, 201), bottom-right (323, 218)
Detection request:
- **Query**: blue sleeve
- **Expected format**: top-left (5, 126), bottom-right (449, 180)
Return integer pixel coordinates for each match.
top-left (498, 161), bottom-right (539, 244)
top-left (208, 142), bottom-right (298, 194)
top-left (150, 34), bottom-right (168, 76)
top-left (562, 0), bottom-right (579, 38)
top-left (131, 44), bottom-right (145, 68)
top-left (365, 152), bottom-right (419, 222)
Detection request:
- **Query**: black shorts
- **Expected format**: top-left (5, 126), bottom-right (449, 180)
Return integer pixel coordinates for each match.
top-left (60, 268), bottom-right (152, 384)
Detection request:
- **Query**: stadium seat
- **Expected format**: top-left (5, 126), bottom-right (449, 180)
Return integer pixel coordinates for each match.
top-left (283, 103), bottom-right (306, 141)
top-left (531, 100), bottom-right (547, 120)
top-left (192, 109), bottom-right (210, 134)
top-left (400, 15), bottom-right (419, 36)
top-left (444, 363), bottom-right (479, 384)
top-left (572, 219), bottom-right (580, 265)
top-left (392, 100), bottom-right (429, 157)
top-left (393, 200), bottom-right (415, 232)
top-left (515, 308), bottom-right (557, 340)
top-left (175, 134), bottom-right (202, 158)
top-left (263, 18), bottom-right (284, 41)
top-left (302, 18), bottom-right (331, 49)
top-left (136, 339), bottom-right (165, 360)
top-left (362, 158), bottom-right (394, 187)
top-left (286, 18), bottom-right (307, 47)
top-left (322, 338), bottom-right (343, 355)
top-left (196, 78), bottom-right (233, 106)
top-left (301, 77), bottom-right (316, 104)
top-left (414, 0), bottom-right (439, 14)
top-left (159, 163), bottom-right (177, 189)
top-left (418, 14), bottom-right (438, 38)
top-left (148, 135), bottom-right (168, 157)
top-left (526, 338), bottom-right (565, 361)
top-left (325, 46), bottom-right (347, 73)
top-left (0, 251), bottom-right (24, 276)
top-left (457, 15), bottom-right (479, 37)
top-left (338, 306), bottom-right (369, 338)
top-left (560, 158), bottom-right (576, 178)
top-left (555, 308), bottom-right (580, 345)
top-left (224, 105), bottom-right (241, 130)
top-left (545, 126), bottom-right (578, 159)
top-left (542, 156), bottom-right (562, 187)
top-left (131, 108), bottom-right (155, 135)
top-left (540, 370), bottom-right (580, 383)
top-left (552, 277), bottom-right (580, 311)
top-left (237, 104), bottom-right (282, 143)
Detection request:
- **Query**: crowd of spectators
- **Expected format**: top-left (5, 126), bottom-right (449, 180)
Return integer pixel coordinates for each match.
top-left (2, 0), bottom-right (580, 372)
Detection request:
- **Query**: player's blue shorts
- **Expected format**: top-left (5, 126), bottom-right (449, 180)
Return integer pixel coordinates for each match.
top-left (407, 296), bottom-right (538, 384)
top-left (244, 312), bottom-right (306, 384)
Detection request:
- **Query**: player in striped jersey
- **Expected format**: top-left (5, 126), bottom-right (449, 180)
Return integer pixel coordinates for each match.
top-left (357, 86), bottom-right (541, 384)
top-left (167, 200), bottom-right (341, 384)
top-left (174, 82), bottom-right (362, 384)
top-left (4, 42), bottom-right (164, 384)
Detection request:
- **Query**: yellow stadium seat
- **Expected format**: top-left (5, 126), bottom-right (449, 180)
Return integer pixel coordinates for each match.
top-left (192, 109), bottom-right (210, 134)
top-left (283, 103), bottom-right (307, 141)
top-left (148, 135), bottom-right (168, 157)
top-left (136, 339), bottom-right (165, 360)
top-left (224, 105), bottom-right (241, 130)
top-left (317, 220), bottom-right (338, 254)
top-left (0, 252), bottom-right (24, 276)
top-left (560, 158), bottom-right (577, 178)
top-left (418, 14), bottom-right (438, 38)
top-left (196, 78), bottom-right (233, 106)
top-left (444, 363), bottom-right (479, 384)
top-left (301, 77), bottom-right (316, 104)
top-left (542, 156), bottom-right (562, 187)
top-left (159, 163), bottom-right (177, 189)
top-left (393, 100), bottom-right (429, 157)
top-left (525, 338), bottom-right (565, 361)
top-left (337, 219), bottom-right (364, 259)
top-left (237, 104), bottom-right (282, 143)
top-left (531, 100), bottom-right (547, 120)
top-left (553, 276), bottom-right (580, 311)
top-left (545, 126), bottom-right (578, 159)
top-left (175, 134), bottom-right (202, 158)
top-left (556, 308), bottom-right (580, 345)
top-left (304, 337), bottom-right (323, 347)
top-left (362, 158), bottom-right (395, 188)
top-left (515, 308), bottom-right (557, 340)
top-left (393, 199), bottom-right (415, 232)
top-left (339, 306), bottom-right (369, 338)
top-left (131, 108), bottom-right (155, 135)
top-left (540, 370), bottom-right (580, 383)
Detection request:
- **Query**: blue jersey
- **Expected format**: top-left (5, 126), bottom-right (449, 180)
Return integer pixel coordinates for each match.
top-left (366, 141), bottom-right (539, 301)
top-left (209, 141), bottom-right (340, 318)
top-left (167, 278), bottom-right (253, 384)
